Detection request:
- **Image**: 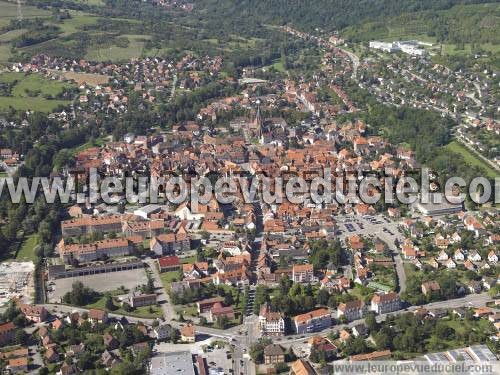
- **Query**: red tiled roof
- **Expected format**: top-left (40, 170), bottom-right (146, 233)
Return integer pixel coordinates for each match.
top-left (158, 256), bottom-right (180, 268)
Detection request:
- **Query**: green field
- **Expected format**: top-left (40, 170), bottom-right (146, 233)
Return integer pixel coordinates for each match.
top-left (0, 1), bottom-right (51, 22)
top-left (86, 294), bottom-right (163, 319)
top-left (85, 34), bottom-right (148, 61)
top-left (0, 72), bottom-right (73, 112)
top-left (15, 234), bottom-right (39, 262)
top-left (58, 12), bottom-right (100, 35)
top-left (0, 29), bottom-right (26, 43)
top-left (445, 141), bottom-right (498, 179)
top-left (160, 270), bottom-right (182, 290)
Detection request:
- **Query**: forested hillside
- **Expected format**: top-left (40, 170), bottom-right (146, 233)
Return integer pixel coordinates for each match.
top-left (342, 3), bottom-right (499, 45)
top-left (194, 0), bottom-right (496, 31)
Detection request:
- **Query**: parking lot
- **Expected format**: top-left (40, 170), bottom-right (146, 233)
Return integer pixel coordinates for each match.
top-left (48, 268), bottom-right (148, 302)
top-left (337, 214), bottom-right (402, 243)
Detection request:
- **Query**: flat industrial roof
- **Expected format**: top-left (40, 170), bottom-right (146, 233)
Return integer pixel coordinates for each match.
top-left (150, 351), bottom-right (195, 375)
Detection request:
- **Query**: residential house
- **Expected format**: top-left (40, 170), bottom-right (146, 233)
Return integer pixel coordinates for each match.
top-left (101, 350), bottom-right (121, 368)
top-left (352, 323), bottom-right (368, 337)
top-left (292, 264), bottom-right (315, 283)
top-left (337, 300), bottom-right (365, 322)
top-left (294, 308), bottom-right (332, 334)
top-left (371, 292), bottom-right (401, 314)
top-left (437, 250), bottom-right (449, 261)
top-left (0, 322), bottom-right (15, 346)
top-left (209, 303), bottom-right (235, 322)
top-left (58, 237), bottom-right (133, 263)
top-left (454, 249), bottom-right (465, 261)
top-left (153, 324), bottom-right (173, 341)
top-left (468, 280), bottom-right (482, 294)
top-left (19, 304), bottom-right (48, 323)
top-left (158, 256), bottom-right (181, 273)
top-left (103, 333), bottom-right (119, 350)
top-left (127, 292), bottom-right (157, 308)
top-left (468, 250), bottom-right (482, 262)
top-left (197, 297), bottom-right (224, 313)
top-left (259, 303), bottom-right (286, 336)
top-left (180, 324), bottom-right (195, 343)
top-left (445, 258), bottom-right (456, 269)
top-left (482, 277), bottom-right (497, 290)
top-left (290, 359), bottom-right (316, 375)
top-left (350, 350), bottom-right (391, 362)
top-left (421, 281), bottom-right (440, 296)
top-left (45, 347), bottom-right (59, 363)
top-left (150, 232), bottom-right (190, 256)
top-left (8, 357), bottom-right (28, 373)
top-left (263, 344), bottom-right (285, 365)
top-left (88, 309), bottom-right (108, 324)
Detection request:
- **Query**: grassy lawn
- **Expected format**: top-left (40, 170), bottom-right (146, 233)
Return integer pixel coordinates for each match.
top-left (57, 12), bottom-right (100, 35)
top-left (348, 284), bottom-right (375, 302)
top-left (10, 73), bottom-right (73, 97)
top-left (0, 45), bottom-right (12, 62)
top-left (0, 96), bottom-right (69, 112)
top-left (71, 136), bottom-right (107, 154)
top-left (263, 59), bottom-right (286, 72)
top-left (180, 255), bottom-right (196, 264)
top-left (0, 1), bottom-right (50, 20)
top-left (160, 270), bottom-right (182, 291)
top-left (15, 234), bottom-right (39, 262)
top-left (51, 70), bottom-right (110, 86)
top-left (424, 317), bottom-right (496, 352)
top-left (85, 34), bottom-right (148, 61)
top-left (0, 29), bottom-right (26, 43)
top-left (445, 141), bottom-right (498, 179)
top-left (0, 72), bottom-right (73, 112)
top-left (403, 263), bottom-right (418, 279)
top-left (86, 294), bottom-right (163, 319)
top-left (175, 304), bottom-right (198, 317)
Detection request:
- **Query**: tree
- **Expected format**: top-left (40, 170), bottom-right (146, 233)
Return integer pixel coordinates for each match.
top-left (144, 276), bottom-right (155, 294)
top-left (436, 323), bottom-right (454, 340)
top-left (249, 338), bottom-right (272, 364)
top-left (374, 329), bottom-right (391, 351)
top-left (316, 288), bottom-right (330, 306)
top-left (275, 362), bottom-right (289, 373)
top-left (78, 352), bottom-right (95, 371)
top-left (170, 329), bottom-right (180, 343)
top-left (215, 315), bottom-right (230, 329)
top-left (62, 282), bottom-right (97, 306)
top-left (14, 329), bottom-right (27, 345)
top-left (105, 295), bottom-right (117, 311)
top-left (122, 302), bottom-right (133, 312)
top-left (365, 312), bottom-right (378, 332)
top-left (343, 337), bottom-right (368, 356)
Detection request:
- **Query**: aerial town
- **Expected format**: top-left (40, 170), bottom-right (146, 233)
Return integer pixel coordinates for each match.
top-left (0, 0), bottom-right (498, 374)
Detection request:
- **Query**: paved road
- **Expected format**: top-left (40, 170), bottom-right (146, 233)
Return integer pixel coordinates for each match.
top-left (455, 134), bottom-right (500, 173)
top-left (377, 231), bottom-right (407, 294)
top-left (42, 303), bottom-right (157, 325)
top-left (272, 292), bottom-right (493, 347)
top-left (337, 214), bottom-right (407, 293)
top-left (337, 47), bottom-right (360, 78)
top-left (144, 259), bottom-right (176, 322)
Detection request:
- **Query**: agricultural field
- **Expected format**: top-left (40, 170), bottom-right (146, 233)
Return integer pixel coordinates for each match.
top-left (0, 72), bottom-right (73, 111)
top-left (50, 70), bottom-right (110, 86)
top-left (85, 34), bottom-right (149, 61)
top-left (445, 141), bottom-right (498, 179)
top-left (86, 293), bottom-right (163, 319)
top-left (0, 1), bottom-right (51, 25)
top-left (15, 234), bottom-right (39, 262)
